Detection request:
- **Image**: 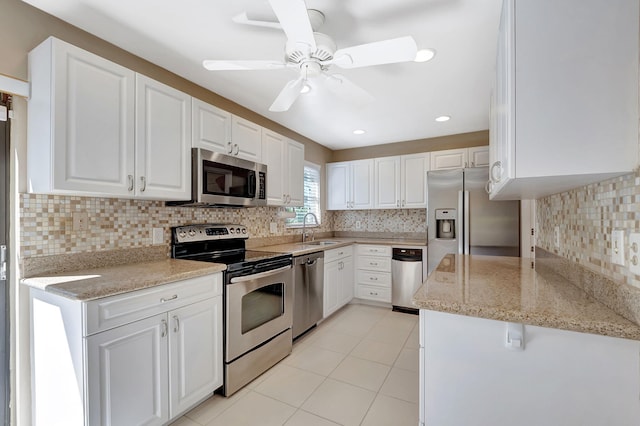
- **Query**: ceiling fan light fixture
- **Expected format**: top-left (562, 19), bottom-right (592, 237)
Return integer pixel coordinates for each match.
top-left (415, 48), bottom-right (436, 62)
top-left (300, 84), bottom-right (311, 94)
top-left (435, 115), bottom-right (451, 122)
top-left (353, 129), bottom-right (366, 135)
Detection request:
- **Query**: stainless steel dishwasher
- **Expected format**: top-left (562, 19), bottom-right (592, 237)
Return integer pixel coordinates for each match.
top-left (293, 251), bottom-right (324, 339)
top-left (391, 247), bottom-right (423, 314)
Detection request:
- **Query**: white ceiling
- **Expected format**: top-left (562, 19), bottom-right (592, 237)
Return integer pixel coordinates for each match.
top-left (22, 0), bottom-right (503, 150)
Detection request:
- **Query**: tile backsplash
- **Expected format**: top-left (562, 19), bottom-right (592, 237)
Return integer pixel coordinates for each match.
top-left (20, 194), bottom-right (334, 258)
top-left (333, 209), bottom-right (426, 234)
top-left (537, 169), bottom-right (640, 289)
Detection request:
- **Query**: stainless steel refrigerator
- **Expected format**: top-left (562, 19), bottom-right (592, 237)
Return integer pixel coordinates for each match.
top-left (427, 168), bottom-right (520, 275)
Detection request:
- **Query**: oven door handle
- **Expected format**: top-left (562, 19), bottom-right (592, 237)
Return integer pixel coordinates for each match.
top-left (229, 265), bottom-right (292, 283)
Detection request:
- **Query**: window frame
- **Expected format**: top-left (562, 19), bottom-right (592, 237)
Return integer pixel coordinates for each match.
top-left (285, 161), bottom-right (321, 228)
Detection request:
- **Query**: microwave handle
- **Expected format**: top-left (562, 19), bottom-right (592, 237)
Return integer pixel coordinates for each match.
top-left (247, 170), bottom-right (256, 198)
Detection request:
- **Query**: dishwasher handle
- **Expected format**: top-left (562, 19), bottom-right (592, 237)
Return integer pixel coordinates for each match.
top-left (392, 248), bottom-right (423, 262)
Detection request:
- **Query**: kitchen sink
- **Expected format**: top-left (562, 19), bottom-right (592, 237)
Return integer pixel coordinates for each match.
top-left (304, 241), bottom-right (339, 246)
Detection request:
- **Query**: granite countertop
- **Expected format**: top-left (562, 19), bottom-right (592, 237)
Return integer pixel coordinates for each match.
top-left (413, 254), bottom-right (640, 340)
top-left (22, 259), bottom-right (226, 302)
top-left (254, 237), bottom-right (426, 256)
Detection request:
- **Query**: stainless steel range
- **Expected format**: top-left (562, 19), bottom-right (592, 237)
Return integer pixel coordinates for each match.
top-left (171, 224), bottom-right (293, 396)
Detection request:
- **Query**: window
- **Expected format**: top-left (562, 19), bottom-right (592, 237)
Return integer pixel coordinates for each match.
top-left (287, 162), bottom-right (321, 227)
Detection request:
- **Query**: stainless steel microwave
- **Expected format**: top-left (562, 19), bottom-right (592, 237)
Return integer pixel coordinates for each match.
top-left (168, 148), bottom-right (267, 207)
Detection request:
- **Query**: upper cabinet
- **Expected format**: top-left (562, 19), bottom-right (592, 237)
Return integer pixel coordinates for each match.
top-left (28, 37), bottom-right (191, 201)
top-left (192, 98), bottom-right (231, 153)
top-left (230, 115), bottom-right (262, 162)
top-left (135, 75), bottom-right (191, 200)
top-left (489, 0), bottom-right (639, 200)
top-left (327, 160), bottom-right (374, 210)
top-left (261, 129), bottom-right (304, 207)
top-left (374, 153), bottom-right (430, 209)
top-left (430, 147), bottom-right (489, 171)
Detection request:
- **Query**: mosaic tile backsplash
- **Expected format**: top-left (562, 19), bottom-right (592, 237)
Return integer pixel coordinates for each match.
top-left (20, 194), bottom-right (335, 258)
top-left (19, 195), bottom-right (424, 259)
top-left (537, 169), bottom-right (640, 289)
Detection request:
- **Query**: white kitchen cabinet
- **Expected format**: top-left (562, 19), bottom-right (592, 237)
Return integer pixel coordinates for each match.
top-left (230, 115), bottom-right (262, 162)
top-left (27, 36), bottom-right (136, 197)
top-left (27, 37), bottom-right (192, 201)
top-left (135, 74), bottom-right (191, 200)
top-left (192, 98), bottom-right (231, 153)
top-left (30, 273), bottom-right (223, 426)
top-left (326, 160), bottom-right (374, 210)
top-left (430, 146), bottom-right (488, 171)
top-left (262, 129), bottom-right (304, 206)
top-left (323, 245), bottom-right (354, 318)
top-left (489, 0), bottom-right (639, 200)
top-left (419, 309), bottom-right (640, 426)
top-left (355, 245), bottom-right (392, 303)
top-left (374, 153), bottom-right (430, 209)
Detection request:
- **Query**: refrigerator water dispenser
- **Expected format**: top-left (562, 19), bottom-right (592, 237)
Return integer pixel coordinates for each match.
top-left (435, 209), bottom-right (456, 239)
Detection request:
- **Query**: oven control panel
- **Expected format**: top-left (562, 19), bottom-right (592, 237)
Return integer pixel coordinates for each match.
top-left (172, 224), bottom-right (248, 243)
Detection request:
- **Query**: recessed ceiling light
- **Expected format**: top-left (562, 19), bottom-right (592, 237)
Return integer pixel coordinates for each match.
top-left (353, 129), bottom-right (365, 135)
top-left (300, 84), bottom-right (311, 94)
top-left (435, 115), bottom-right (451, 122)
top-left (415, 49), bottom-right (436, 63)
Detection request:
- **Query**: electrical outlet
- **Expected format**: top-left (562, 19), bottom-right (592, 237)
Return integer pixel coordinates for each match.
top-left (72, 212), bottom-right (88, 231)
top-left (356, 220), bottom-right (362, 230)
top-left (554, 226), bottom-right (560, 248)
top-left (152, 227), bottom-right (164, 245)
top-left (629, 232), bottom-right (640, 275)
top-left (611, 229), bottom-right (625, 266)
top-left (270, 222), bottom-right (278, 234)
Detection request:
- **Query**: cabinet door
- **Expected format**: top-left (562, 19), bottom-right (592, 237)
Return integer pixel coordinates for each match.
top-left (401, 153), bottom-right (430, 208)
top-left (326, 162), bottom-right (349, 210)
top-left (338, 256), bottom-right (354, 308)
top-left (374, 157), bottom-right (401, 209)
top-left (87, 314), bottom-right (169, 426)
top-left (192, 98), bottom-right (231, 153)
top-left (430, 148), bottom-right (468, 170)
top-left (286, 139), bottom-right (305, 207)
top-left (231, 115), bottom-right (262, 162)
top-left (169, 297), bottom-right (223, 417)
top-left (468, 146), bottom-right (489, 168)
top-left (323, 260), bottom-right (340, 318)
top-left (135, 74), bottom-right (191, 200)
top-left (29, 37), bottom-right (136, 196)
top-left (351, 160), bottom-right (374, 209)
top-left (262, 130), bottom-right (287, 205)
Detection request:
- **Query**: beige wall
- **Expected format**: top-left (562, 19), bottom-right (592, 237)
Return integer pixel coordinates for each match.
top-left (331, 130), bottom-right (489, 162)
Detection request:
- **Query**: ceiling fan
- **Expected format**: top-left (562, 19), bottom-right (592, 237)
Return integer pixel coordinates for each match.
top-left (202, 0), bottom-right (422, 112)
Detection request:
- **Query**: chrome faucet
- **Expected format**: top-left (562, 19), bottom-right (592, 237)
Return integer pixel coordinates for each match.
top-left (302, 212), bottom-right (319, 243)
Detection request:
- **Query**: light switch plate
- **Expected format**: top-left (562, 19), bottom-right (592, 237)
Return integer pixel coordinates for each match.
top-left (270, 222), bottom-right (278, 234)
top-left (554, 226), bottom-right (560, 248)
top-left (611, 229), bottom-right (625, 266)
top-left (629, 232), bottom-right (640, 275)
top-left (152, 227), bottom-right (164, 245)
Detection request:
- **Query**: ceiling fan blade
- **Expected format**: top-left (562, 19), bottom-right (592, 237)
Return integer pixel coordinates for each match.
top-left (323, 74), bottom-right (375, 106)
top-left (232, 12), bottom-right (282, 30)
top-left (202, 60), bottom-right (287, 71)
top-left (269, 0), bottom-right (316, 53)
top-left (269, 77), bottom-right (305, 112)
top-left (332, 36), bottom-right (418, 69)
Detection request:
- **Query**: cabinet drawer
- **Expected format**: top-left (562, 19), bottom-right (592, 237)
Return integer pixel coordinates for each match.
top-left (356, 270), bottom-right (391, 287)
top-left (357, 256), bottom-right (391, 272)
top-left (325, 245), bottom-right (354, 263)
top-left (357, 245), bottom-right (391, 257)
top-left (356, 285), bottom-right (391, 303)
top-left (85, 273), bottom-right (222, 336)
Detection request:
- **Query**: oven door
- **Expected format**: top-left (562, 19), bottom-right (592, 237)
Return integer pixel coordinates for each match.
top-left (225, 265), bottom-right (293, 361)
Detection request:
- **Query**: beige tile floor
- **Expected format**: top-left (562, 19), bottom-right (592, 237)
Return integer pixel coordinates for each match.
top-left (171, 303), bottom-right (420, 426)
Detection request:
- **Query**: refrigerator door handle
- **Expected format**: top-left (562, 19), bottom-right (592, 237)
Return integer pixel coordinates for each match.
top-left (458, 190), bottom-right (464, 254)
top-left (464, 190), bottom-right (470, 255)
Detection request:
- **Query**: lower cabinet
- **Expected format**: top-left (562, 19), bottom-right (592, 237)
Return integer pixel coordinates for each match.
top-left (419, 310), bottom-right (640, 426)
top-left (323, 246), bottom-right (354, 318)
top-left (355, 245), bottom-right (392, 303)
top-left (30, 273), bottom-right (223, 426)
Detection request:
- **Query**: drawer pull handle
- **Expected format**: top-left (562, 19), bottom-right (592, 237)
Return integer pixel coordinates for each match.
top-left (370, 262), bottom-right (378, 266)
top-left (173, 315), bottom-right (180, 333)
top-left (161, 319), bottom-right (168, 338)
top-left (370, 277), bottom-right (378, 281)
top-left (370, 291), bottom-right (378, 296)
top-left (160, 294), bottom-right (178, 303)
